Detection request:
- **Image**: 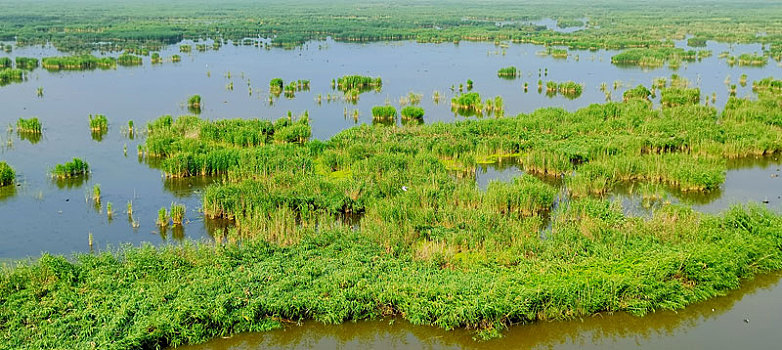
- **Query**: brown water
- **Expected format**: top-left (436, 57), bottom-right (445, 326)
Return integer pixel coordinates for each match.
top-left (180, 272), bottom-right (782, 349)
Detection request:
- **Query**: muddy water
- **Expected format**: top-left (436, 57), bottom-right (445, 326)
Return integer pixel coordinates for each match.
top-left (179, 272), bottom-right (782, 350)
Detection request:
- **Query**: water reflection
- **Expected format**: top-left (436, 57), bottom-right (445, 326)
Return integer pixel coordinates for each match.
top-left (163, 176), bottom-right (220, 198)
top-left (17, 131), bottom-right (41, 144)
top-left (91, 129), bottom-right (108, 142)
top-left (53, 174), bottom-right (89, 189)
top-left (0, 184), bottom-right (16, 202)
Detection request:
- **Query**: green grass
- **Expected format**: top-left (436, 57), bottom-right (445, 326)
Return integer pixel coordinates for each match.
top-left (401, 106), bottom-right (425, 120)
top-left (497, 66), bottom-right (518, 78)
top-left (41, 55), bottom-right (116, 70)
top-left (51, 158), bottom-right (89, 179)
top-left (16, 117), bottom-right (41, 134)
top-left (371, 105), bottom-right (397, 121)
top-left (0, 161), bottom-right (14, 187)
top-left (2, 204), bottom-right (782, 348)
top-left (89, 114), bottom-right (108, 132)
top-left (0, 68), bottom-right (24, 85)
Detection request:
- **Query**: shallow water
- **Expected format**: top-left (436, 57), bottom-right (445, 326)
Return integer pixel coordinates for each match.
top-left (178, 272), bottom-right (782, 350)
top-left (0, 39), bottom-right (780, 258)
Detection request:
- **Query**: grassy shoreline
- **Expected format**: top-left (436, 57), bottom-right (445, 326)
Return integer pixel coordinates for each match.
top-left (2, 204), bottom-right (782, 349)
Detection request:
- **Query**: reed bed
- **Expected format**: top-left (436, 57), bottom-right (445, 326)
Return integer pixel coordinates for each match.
top-left (0, 161), bottom-right (14, 186)
top-left (41, 54), bottom-right (116, 70)
top-left (0, 68), bottom-right (24, 85)
top-left (88, 114), bottom-right (108, 132)
top-left (16, 117), bottom-right (41, 134)
top-left (51, 158), bottom-right (89, 178)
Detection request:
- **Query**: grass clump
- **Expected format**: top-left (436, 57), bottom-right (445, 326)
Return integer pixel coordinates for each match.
top-left (0, 161), bottom-right (14, 186)
top-left (41, 54), bottom-right (116, 70)
top-left (371, 105), bottom-right (397, 122)
top-left (187, 94), bottom-right (201, 108)
top-left (0, 68), bottom-right (24, 85)
top-left (170, 203), bottom-right (186, 225)
top-left (497, 66), bottom-right (519, 78)
top-left (88, 114), bottom-right (108, 132)
top-left (16, 117), bottom-right (41, 134)
top-left (401, 106), bottom-right (425, 120)
top-left (51, 158), bottom-right (89, 178)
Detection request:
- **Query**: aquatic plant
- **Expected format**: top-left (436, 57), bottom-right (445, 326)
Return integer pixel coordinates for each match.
top-left (623, 84), bottom-right (652, 101)
top-left (92, 184), bottom-right (101, 203)
top-left (660, 87), bottom-right (700, 107)
top-left (269, 78), bottom-right (283, 93)
top-left (170, 203), bottom-right (186, 225)
top-left (187, 95), bottom-right (202, 109)
top-left (16, 117), bottom-right (41, 134)
top-left (51, 158), bottom-right (89, 178)
top-left (151, 52), bottom-right (162, 64)
top-left (157, 207), bottom-right (169, 226)
top-left (336, 75), bottom-right (382, 92)
top-left (14, 57), bottom-right (38, 70)
top-left (371, 105), bottom-right (397, 122)
top-left (117, 53), bottom-right (143, 66)
top-left (0, 161), bottom-right (14, 187)
top-left (41, 55), bottom-right (116, 70)
top-left (88, 114), bottom-right (108, 132)
top-left (611, 48), bottom-right (696, 68)
top-left (401, 106), bottom-right (424, 120)
top-left (0, 68), bottom-right (24, 85)
top-left (497, 66), bottom-right (519, 78)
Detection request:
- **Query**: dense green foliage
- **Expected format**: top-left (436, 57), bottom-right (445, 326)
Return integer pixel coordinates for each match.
top-left (611, 47), bottom-right (696, 68)
top-left (0, 67), bottom-right (23, 85)
top-left (336, 75), bottom-right (382, 92)
top-left (497, 66), bottom-right (518, 78)
top-left (724, 53), bottom-right (768, 67)
top-left (371, 105), bottom-right (397, 121)
top-left (187, 95), bottom-right (201, 108)
top-left (623, 84), bottom-right (652, 101)
top-left (546, 81), bottom-right (583, 98)
top-left (51, 158), bottom-right (89, 178)
top-left (661, 87), bottom-right (700, 107)
top-left (141, 115), bottom-right (311, 177)
top-left (401, 106), bottom-right (425, 120)
top-left (752, 77), bottom-right (782, 95)
top-left (269, 78), bottom-right (283, 92)
top-left (117, 53), bottom-right (143, 66)
top-left (16, 117), bottom-right (41, 133)
top-left (88, 114), bottom-right (108, 131)
top-left (2, 204), bottom-right (782, 348)
top-left (41, 54), bottom-right (116, 70)
top-left (0, 0), bottom-right (780, 52)
top-left (0, 161), bottom-right (14, 186)
top-left (14, 57), bottom-right (38, 70)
